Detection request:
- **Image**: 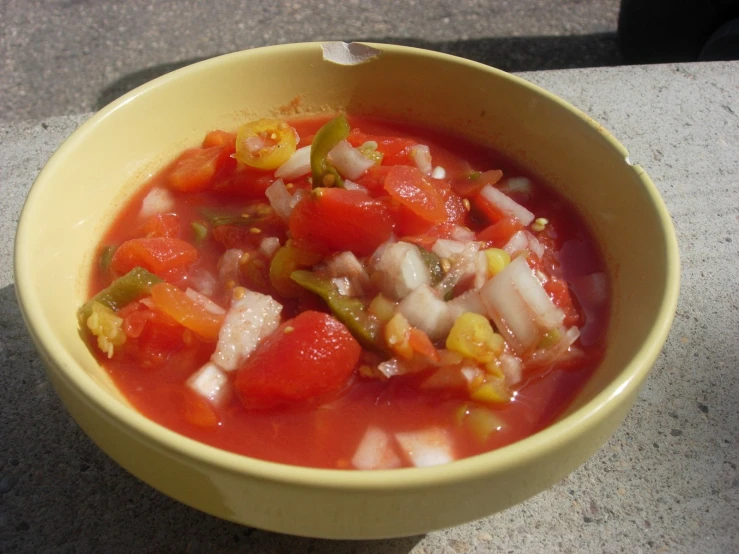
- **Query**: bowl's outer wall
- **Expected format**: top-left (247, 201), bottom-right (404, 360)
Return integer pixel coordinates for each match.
top-left (15, 43), bottom-right (679, 538)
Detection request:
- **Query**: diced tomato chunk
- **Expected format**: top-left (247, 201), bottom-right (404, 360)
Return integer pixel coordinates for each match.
top-left (354, 165), bottom-right (391, 194)
top-left (121, 307), bottom-right (186, 369)
top-left (347, 129), bottom-right (418, 165)
top-left (235, 311), bottom-right (361, 410)
top-left (137, 213), bottom-right (181, 238)
top-left (289, 188), bottom-right (394, 256)
top-left (212, 167), bottom-right (275, 198)
top-left (167, 146), bottom-right (231, 192)
top-left (202, 130), bottom-right (236, 152)
top-left (111, 237), bottom-right (199, 281)
top-left (384, 166), bottom-right (448, 224)
top-left (477, 218), bottom-right (523, 247)
top-left (451, 169), bottom-right (503, 198)
top-left (544, 278), bottom-right (581, 327)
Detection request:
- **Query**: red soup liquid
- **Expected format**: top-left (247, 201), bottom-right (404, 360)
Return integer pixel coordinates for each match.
top-left (84, 115), bottom-right (609, 469)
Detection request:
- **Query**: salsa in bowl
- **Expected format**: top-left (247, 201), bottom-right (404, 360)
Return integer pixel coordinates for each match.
top-left (15, 42), bottom-right (679, 538)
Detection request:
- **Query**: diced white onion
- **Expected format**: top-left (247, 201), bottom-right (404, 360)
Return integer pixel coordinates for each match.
top-left (352, 427), bottom-right (403, 470)
top-left (450, 225), bottom-right (476, 242)
top-left (479, 262), bottom-right (541, 353)
top-left (410, 145), bottom-right (433, 175)
top-left (139, 187), bottom-right (175, 219)
top-left (185, 288), bottom-right (226, 315)
top-left (432, 239), bottom-right (466, 260)
top-left (274, 145), bottom-right (311, 180)
top-left (217, 249), bottom-right (244, 288)
top-left (504, 177), bottom-right (532, 195)
top-left (447, 289), bottom-right (487, 320)
top-left (431, 166), bottom-right (446, 180)
top-left (265, 179), bottom-right (295, 221)
top-left (479, 184), bottom-right (535, 225)
top-left (395, 428), bottom-right (455, 468)
top-left (331, 277), bottom-right (354, 296)
top-left (187, 362), bottom-right (230, 405)
top-left (343, 179), bottom-right (369, 194)
top-left (499, 354), bottom-right (523, 385)
top-left (327, 140), bottom-right (374, 180)
top-left (187, 268), bottom-right (217, 296)
top-left (259, 236), bottom-right (281, 258)
top-left (211, 291), bottom-right (282, 371)
top-left (377, 357), bottom-right (411, 379)
top-left (460, 365), bottom-right (484, 385)
top-left (373, 241), bottom-right (430, 300)
top-left (528, 327), bottom-right (581, 367)
top-left (397, 284), bottom-right (453, 341)
top-left (503, 230), bottom-right (529, 257)
top-left (505, 256), bottom-right (564, 330)
top-left (474, 250), bottom-right (489, 289)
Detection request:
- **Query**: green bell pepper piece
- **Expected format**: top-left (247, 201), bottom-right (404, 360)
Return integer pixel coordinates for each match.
top-left (310, 114), bottom-right (350, 189)
top-left (291, 269), bottom-right (389, 354)
top-left (78, 267), bottom-right (162, 326)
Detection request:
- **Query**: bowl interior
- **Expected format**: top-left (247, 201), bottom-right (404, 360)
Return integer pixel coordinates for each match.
top-left (15, 43), bottom-right (678, 486)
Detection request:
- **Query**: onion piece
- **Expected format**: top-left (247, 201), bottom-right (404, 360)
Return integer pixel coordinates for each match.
top-left (450, 225), bottom-right (476, 242)
top-left (217, 249), bottom-right (244, 289)
top-left (139, 187), bottom-right (175, 219)
top-left (274, 145), bottom-right (311, 180)
top-left (343, 179), bottom-right (369, 194)
top-left (187, 362), bottom-right (230, 405)
top-left (373, 241), bottom-right (430, 300)
top-left (431, 166), bottom-right (446, 179)
top-left (352, 427), bottom-right (403, 470)
top-left (479, 184), bottom-right (535, 225)
top-left (377, 357), bottom-right (412, 378)
top-left (432, 238), bottom-right (466, 260)
top-left (410, 144), bottom-right (433, 175)
top-left (185, 288), bottom-right (226, 315)
top-left (211, 290), bottom-right (282, 371)
top-left (395, 428), bottom-right (455, 468)
top-left (327, 140), bottom-right (374, 180)
top-left (265, 179), bottom-right (295, 221)
top-left (527, 327), bottom-right (581, 368)
top-left (503, 230), bottom-right (545, 259)
top-left (447, 289), bottom-right (487, 320)
top-left (259, 236), bottom-right (281, 258)
top-left (505, 256), bottom-right (564, 330)
top-left (397, 284), bottom-right (453, 341)
top-left (499, 354), bottom-right (523, 385)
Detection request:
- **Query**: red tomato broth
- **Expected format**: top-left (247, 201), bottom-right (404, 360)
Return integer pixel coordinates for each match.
top-left (85, 115), bottom-right (609, 469)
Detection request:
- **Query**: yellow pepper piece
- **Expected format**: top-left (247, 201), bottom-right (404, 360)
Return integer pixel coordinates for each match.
top-left (235, 118), bottom-right (297, 170)
top-left (86, 301), bottom-right (126, 359)
top-left (446, 313), bottom-right (505, 364)
top-left (470, 379), bottom-right (510, 404)
top-left (384, 312), bottom-right (413, 359)
top-left (483, 248), bottom-right (511, 276)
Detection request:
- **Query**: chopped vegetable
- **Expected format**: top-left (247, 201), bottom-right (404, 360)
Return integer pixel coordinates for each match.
top-left (187, 362), bottom-right (230, 405)
top-left (311, 114), bottom-right (351, 188)
top-left (327, 140), bottom-right (375, 180)
top-left (274, 145), bottom-right (312, 180)
top-left (86, 301), bottom-right (127, 358)
top-left (446, 312), bottom-right (504, 364)
top-left (211, 288), bottom-right (283, 371)
top-left (291, 270), bottom-right (387, 354)
top-left (478, 184), bottom-right (535, 225)
top-left (150, 282), bottom-right (224, 341)
top-left (372, 241), bottom-right (430, 300)
top-left (78, 267), bottom-right (162, 325)
top-left (483, 248), bottom-right (510, 276)
top-left (235, 118), bottom-right (298, 170)
top-left (110, 237), bottom-right (199, 281)
top-left (269, 242), bottom-right (322, 297)
top-left (456, 404), bottom-right (504, 444)
top-left (397, 284), bottom-right (453, 341)
top-left (418, 247), bottom-right (444, 285)
top-left (235, 311), bottom-right (361, 409)
top-left (191, 221), bottom-right (208, 245)
top-left (99, 245), bottom-right (116, 272)
top-left (167, 146), bottom-right (230, 192)
top-left (351, 427), bottom-right (403, 470)
top-left (384, 165), bottom-right (447, 223)
top-left (395, 428), bottom-right (455, 468)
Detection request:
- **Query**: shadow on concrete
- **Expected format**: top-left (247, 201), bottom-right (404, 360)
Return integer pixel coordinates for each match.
top-left (95, 33), bottom-right (622, 110)
top-left (0, 284), bottom-right (423, 553)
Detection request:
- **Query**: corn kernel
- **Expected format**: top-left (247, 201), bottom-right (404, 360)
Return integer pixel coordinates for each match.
top-left (446, 313), bottom-right (503, 363)
top-left (484, 248), bottom-right (511, 276)
top-left (470, 380), bottom-right (510, 404)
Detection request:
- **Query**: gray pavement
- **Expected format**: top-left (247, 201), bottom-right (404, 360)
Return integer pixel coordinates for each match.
top-left (1, 0), bottom-right (622, 124)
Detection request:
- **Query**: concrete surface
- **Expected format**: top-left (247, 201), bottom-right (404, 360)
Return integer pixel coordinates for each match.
top-left (1, 61), bottom-right (738, 552)
top-left (0, 0), bottom-right (621, 123)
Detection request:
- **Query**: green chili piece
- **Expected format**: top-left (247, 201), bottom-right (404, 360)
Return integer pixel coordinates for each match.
top-left (78, 267), bottom-right (162, 326)
top-left (291, 269), bottom-right (389, 354)
top-left (99, 245), bottom-right (117, 272)
top-left (191, 221), bottom-right (208, 245)
top-left (310, 114), bottom-right (351, 189)
top-left (418, 247), bottom-right (444, 286)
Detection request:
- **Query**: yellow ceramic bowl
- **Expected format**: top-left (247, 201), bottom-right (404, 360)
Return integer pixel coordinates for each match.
top-left (14, 42), bottom-right (679, 539)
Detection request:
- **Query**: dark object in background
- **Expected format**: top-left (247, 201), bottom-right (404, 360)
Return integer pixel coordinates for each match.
top-left (618, 0), bottom-right (739, 63)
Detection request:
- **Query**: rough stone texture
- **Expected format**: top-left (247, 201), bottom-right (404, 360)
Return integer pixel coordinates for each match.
top-left (0, 0), bottom-right (622, 123)
top-left (1, 62), bottom-right (738, 553)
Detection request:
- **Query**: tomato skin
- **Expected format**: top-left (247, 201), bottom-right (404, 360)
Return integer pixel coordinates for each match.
top-left (235, 311), bottom-right (361, 410)
top-left (289, 188), bottom-right (394, 256)
top-left (384, 166), bottom-right (448, 223)
top-left (111, 237), bottom-right (199, 281)
top-left (167, 146), bottom-right (231, 192)
top-left (477, 217), bottom-right (523, 247)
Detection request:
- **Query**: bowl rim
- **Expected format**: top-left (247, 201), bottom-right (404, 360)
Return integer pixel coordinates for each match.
top-left (14, 41), bottom-right (680, 490)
